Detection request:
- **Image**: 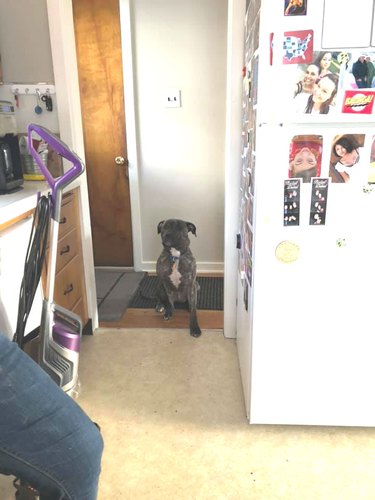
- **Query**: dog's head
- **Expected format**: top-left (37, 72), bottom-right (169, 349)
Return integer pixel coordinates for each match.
top-left (157, 219), bottom-right (197, 253)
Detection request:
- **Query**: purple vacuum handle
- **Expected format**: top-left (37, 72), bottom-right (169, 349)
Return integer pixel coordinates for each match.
top-left (27, 124), bottom-right (85, 221)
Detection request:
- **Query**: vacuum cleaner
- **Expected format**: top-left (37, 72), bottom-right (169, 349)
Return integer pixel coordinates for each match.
top-left (14, 123), bottom-right (85, 391)
top-left (12, 124), bottom-right (85, 498)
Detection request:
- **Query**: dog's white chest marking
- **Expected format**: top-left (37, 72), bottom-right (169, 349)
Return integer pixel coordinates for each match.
top-left (169, 247), bottom-right (181, 287)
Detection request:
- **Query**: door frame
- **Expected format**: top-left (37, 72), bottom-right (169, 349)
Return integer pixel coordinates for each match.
top-left (118, 0), bottom-right (142, 270)
top-left (46, 0), bottom-right (244, 338)
top-left (46, 0), bottom-right (142, 330)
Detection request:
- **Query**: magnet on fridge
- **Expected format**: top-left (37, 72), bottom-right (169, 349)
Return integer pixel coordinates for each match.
top-left (284, 0), bottom-right (307, 16)
top-left (275, 240), bottom-right (300, 263)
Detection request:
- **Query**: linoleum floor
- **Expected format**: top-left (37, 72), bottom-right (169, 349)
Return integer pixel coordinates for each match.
top-left (1, 328), bottom-right (375, 499)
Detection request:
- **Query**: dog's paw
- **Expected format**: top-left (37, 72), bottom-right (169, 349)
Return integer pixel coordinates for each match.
top-left (163, 305), bottom-right (173, 320)
top-left (155, 303), bottom-right (165, 313)
top-left (190, 326), bottom-right (202, 338)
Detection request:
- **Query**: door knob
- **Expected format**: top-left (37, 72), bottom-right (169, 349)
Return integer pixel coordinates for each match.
top-left (115, 156), bottom-right (127, 165)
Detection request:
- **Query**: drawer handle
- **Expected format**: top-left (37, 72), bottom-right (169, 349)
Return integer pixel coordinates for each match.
top-left (63, 283), bottom-right (74, 295)
top-left (60, 245), bottom-right (70, 255)
top-left (60, 216), bottom-right (67, 224)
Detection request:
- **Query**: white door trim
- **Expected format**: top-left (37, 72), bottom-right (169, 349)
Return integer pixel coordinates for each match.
top-left (46, 0), bottom-right (142, 330)
top-left (119, 0), bottom-right (142, 271)
top-left (46, 0), bottom-right (99, 330)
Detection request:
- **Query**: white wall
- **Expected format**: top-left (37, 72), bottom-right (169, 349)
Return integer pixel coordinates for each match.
top-left (0, 84), bottom-right (59, 133)
top-left (1, 0), bottom-right (229, 274)
top-left (0, 0), bottom-right (53, 84)
top-left (0, 0), bottom-right (58, 133)
top-left (131, 0), bottom-right (228, 272)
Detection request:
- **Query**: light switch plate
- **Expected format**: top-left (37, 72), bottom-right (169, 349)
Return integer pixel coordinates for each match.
top-left (165, 89), bottom-right (181, 108)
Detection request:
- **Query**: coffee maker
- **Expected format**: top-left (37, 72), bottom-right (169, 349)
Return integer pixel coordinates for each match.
top-left (0, 100), bottom-right (23, 193)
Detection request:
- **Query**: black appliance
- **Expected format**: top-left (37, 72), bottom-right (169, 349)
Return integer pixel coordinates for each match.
top-left (0, 100), bottom-right (23, 193)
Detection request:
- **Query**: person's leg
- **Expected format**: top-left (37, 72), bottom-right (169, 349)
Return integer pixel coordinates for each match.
top-left (0, 334), bottom-right (103, 500)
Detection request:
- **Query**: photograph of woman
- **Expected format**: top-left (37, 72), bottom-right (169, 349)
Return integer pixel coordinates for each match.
top-left (284, 0), bottom-right (307, 16)
top-left (289, 135), bottom-right (323, 182)
top-left (294, 63), bottom-right (320, 97)
top-left (313, 51), bottom-right (334, 80)
top-left (292, 51), bottom-right (341, 100)
top-left (294, 73), bottom-right (339, 114)
top-left (329, 134), bottom-right (366, 183)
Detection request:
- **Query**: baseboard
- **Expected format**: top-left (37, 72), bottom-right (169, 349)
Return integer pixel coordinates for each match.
top-left (83, 319), bottom-right (93, 335)
top-left (94, 266), bottom-right (136, 271)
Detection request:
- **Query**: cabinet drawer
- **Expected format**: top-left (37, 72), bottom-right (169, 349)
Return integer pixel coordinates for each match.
top-left (58, 195), bottom-right (76, 238)
top-left (54, 255), bottom-right (83, 310)
top-left (56, 228), bottom-right (79, 273)
top-left (46, 228), bottom-right (79, 274)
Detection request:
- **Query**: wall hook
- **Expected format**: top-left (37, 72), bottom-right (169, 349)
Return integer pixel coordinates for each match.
top-left (11, 84), bottom-right (56, 96)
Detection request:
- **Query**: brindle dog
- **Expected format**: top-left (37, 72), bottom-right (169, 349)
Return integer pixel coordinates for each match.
top-left (156, 219), bottom-right (201, 337)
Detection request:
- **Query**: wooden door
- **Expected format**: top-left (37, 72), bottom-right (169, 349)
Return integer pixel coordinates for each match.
top-left (72, 0), bottom-right (133, 266)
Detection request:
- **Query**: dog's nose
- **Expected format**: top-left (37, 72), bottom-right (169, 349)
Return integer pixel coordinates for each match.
top-left (163, 234), bottom-right (172, 245)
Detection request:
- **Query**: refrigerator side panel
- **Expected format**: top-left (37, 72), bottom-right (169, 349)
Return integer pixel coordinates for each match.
top-left (236, 0), bottom-right (262, 420)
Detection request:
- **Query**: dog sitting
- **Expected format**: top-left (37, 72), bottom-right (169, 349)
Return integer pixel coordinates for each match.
top-left (156, 219), bottom-right (201, 337)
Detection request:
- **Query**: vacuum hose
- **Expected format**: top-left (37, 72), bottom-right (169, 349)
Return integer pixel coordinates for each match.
top-left (13, 195), bottom-right (50, 349)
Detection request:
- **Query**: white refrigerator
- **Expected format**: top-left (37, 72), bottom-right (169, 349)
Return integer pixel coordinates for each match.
top-left (236, 0), bottom-right (375, 426)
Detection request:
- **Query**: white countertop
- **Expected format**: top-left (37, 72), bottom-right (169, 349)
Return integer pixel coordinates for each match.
top-left (0, 181), bottom-right (50, 225)
top-left (0, 177), bottom-right (82, 227)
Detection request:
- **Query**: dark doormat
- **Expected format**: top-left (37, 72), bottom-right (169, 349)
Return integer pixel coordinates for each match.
top-left (129, 275), bottom-right (224, 311)
top-left (96, 269), bottom-right (146, 321)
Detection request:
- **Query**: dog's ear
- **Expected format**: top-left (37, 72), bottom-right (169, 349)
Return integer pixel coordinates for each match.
top-left (157, 221), bottom-right (165, 234)
top-left (186, 222), bottom-right (197, 236)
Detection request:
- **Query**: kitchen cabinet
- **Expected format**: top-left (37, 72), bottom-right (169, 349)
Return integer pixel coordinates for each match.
top-left (0, 182), bottom-right (50, 340)
top-left (0, 214), bottom-right (43, 340)
top-left (44, 187), bottom-right (89, 330)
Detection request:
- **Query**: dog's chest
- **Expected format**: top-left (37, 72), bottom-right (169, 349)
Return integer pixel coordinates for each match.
top-left (169, 248), bottom-right (182, 288)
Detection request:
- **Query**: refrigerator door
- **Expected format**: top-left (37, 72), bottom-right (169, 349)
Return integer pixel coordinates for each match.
top-left (246, 125), bottom-right (375, 426)
top-left (236, 0), bottom-right (375, 425)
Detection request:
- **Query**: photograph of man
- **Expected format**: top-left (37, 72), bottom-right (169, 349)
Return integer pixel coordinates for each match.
top-left (352, 54), bottom-right (368, 88)
top-left (365, 55), bottom-right (375, 88)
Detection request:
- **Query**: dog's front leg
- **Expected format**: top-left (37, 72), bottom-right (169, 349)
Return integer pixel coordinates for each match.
top-left (188, 282), bottom-right (201, 337)
top-left (156, 284), bottom-right (175, 320)
top-left (156, 281), bottom-right (167, 313)
top-left (163, 291), bottom-right (175, 320)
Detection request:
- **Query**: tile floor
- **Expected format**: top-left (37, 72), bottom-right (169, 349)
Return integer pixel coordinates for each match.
top-left (1, 328), bottom-right (375, 499)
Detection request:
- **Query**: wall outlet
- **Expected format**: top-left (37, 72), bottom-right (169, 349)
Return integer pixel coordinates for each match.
top-left (165, 89), bottom-right (181, 108)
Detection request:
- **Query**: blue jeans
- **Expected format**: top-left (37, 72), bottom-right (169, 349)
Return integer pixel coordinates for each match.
top-left (0, 334), bottom-right (103, 499)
